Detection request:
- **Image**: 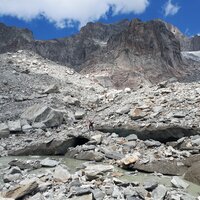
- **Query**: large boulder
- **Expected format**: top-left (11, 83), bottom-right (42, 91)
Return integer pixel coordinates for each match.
top-left (8, 120), bottom-right (21, 132)
top-left (0, 123), bottom-right (10, 138)
top-left (3, 180), bottom-right (38, 199)
top-left (8, 138), bottom-right (77, 156)
top-left (132, 160), bottom-right (187, 176)
top-left (184, 161), bottom-right (200, 185)
top-left (21, 104), bottom-right (63, 128)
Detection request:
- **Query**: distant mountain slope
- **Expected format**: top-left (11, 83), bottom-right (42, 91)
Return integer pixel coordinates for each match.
top-left (0, 19), bottom-right (199, 88)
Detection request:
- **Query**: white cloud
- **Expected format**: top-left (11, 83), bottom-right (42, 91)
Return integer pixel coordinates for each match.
top-left (0, 0), bottom-right (149, 28)
top-left (163, 0), bottom-right (180, 16)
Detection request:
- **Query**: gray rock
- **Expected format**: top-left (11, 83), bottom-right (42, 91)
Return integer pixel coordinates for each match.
top-left (3, 174), bottom-right (22, 183)
top-left (184, 161), bottom-right (200, 185)
top-left (143, 179), bottom-right (158, 191)
top-left (53, 165), bottom-right (71, 182)
top-left (70, 193), bottom-right (93, 200)
top-left (21, 104), bottom-right (63, 128)
top-left (75, 110), bottom-right (86, 120)
top-left (8, 166), bottom-right (22, 174)
top-left (28, 193), bottom-right (46, 200)
top-left (43, 84), bottom-right (59, 94)
top-left (116, 104), bottom-right (131, 115)
top-left (152, 184), bottom-right (167, 200)
top-left (92, 189), bottom-right (105, 200)
top-left (8, 120), bottom-right (21, 132)
top-left (126, 134), bottom-right (138, 141)
top-left (75, 151), bottom-right (104, 162)
top-left (3, 180), bottom-right (38, 199)
top-left (105, 152), bottom-right (124, 160)
top-left (191, 138), bottom-right (200, 146)
top-left (129, 108), bottom-right (146, 120)
top-left (171, 176), bottom-right (189, 189)
top-left (63, 96), bottom-right (80, 106)
top-left (144, 139), bottom-right (161, 147)
top-left (40, 158), bottom-right (59, 167)
top-left (84, 164), bottom-right (114, 180)
top-left (0, 123), bottom-right (10, 138)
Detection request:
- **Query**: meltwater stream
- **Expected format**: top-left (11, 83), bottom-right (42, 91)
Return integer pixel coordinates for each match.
top-left (0, 156), bottom-right (200, 197)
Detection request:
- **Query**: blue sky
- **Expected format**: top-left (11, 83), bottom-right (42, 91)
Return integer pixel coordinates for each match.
top-left (0, 0), bottom-right (199, 40)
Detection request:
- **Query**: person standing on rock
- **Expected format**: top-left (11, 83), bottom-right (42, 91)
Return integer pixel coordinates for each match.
top-left (88, 120), bottom-right (94, 131)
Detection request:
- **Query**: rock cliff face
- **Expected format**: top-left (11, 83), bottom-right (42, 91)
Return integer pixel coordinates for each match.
top-left (0, 19), bottom-right (199, 88)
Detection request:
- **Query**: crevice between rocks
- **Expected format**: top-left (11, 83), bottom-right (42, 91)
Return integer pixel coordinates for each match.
top-left (96, 125), bottom-right (200, 143)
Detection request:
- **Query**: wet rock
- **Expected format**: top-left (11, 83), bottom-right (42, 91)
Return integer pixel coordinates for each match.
top-left (0, 123), bottom-right (10, 138)
top-left (171, 176), bottom-right (189, 189)
top-left (40, 158), bottom-right (59, 167)
top-left (8, 120), bottom-right (21, 133)
top-left (75, 151), bottom-right (104, 162)
top-left (21, 104), bottom-right (63, 128)
top-left (117, 154), bottom-right (139, 168)
top-left (8, 159), bottom-right (41, 170)
top-left (184, 161), bottom-right (200, 185)
top-left (53, 165), bottom-right (71, 182)
top-left (3, 180), bottom-right (38, 199)
top-left (43, 84), bottom-right (59, 94)
top-left (133, 160), bottom-right (187, 175)
top-left (152, 184), bottom-right (167, 200)
top-left (84, 164), bottom-right (114, 180)
top-left (143, 179), bottom-right (158, 191)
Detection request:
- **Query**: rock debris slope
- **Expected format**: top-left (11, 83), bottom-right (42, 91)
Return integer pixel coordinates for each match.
top-left (0, 49), bottom-right (200, 199)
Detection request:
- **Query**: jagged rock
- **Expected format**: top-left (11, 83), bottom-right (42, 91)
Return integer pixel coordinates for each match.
top-left (183, 154), bottom-right (200, 167)
top-left (0, 123), bottom-right (10, 138)
top-left (43, 84), bottom-right (59, 94)
top-left (53, 165), bottom-right (71, 182)
top-left (7, 166), bottom-right (22, 175)
top-left (21, 104), bottom-right (63, 128)
top-left (8, 120), bottom-right (21, 132)
top-left (91, 134), bottom-right (102, 144)
top-left (171, 176), bottom-right (189, 189)
top-left (152, 184), bottom-right (167, 200)
top-left (143, 179), bottom-right (158, 191)
top-left (184, 161), bottom-right (200, 185)
top-left (3, 180), bottom-right (38, 199)
top-left (8, 159), bottom-right (41, 170)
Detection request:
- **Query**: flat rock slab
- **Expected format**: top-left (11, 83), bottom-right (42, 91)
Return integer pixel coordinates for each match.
top-left (171, 176), bottom-right (189, 189)
top-left (84, 164), bottom-right (114, 180)
top-left (8, 138), bottom-right (76, 156)
top-left (3, 181), bottom-right (38, 199)
top-left (40, 158), bottom-right (59, 167)
top-left (132, 160), bottom-right (188, 176)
